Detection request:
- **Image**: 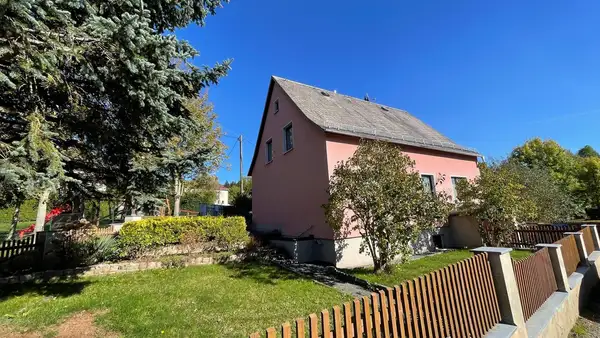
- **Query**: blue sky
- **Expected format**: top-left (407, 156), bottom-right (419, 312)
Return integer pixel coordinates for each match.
top-left (176, 0), bottom-right (600, 183)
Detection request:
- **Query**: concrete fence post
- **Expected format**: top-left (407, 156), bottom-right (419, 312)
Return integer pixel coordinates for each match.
top-left (536, 244), bottom-right (570, 292)
top-left (565, 231), bottom-right (588, 266)
top-left (472, 247), bottom-right (527, 335)
top-left (581, 224), bottom-right (600, 251)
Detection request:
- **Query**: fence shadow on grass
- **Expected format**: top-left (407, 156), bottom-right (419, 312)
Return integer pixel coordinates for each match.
top-left (0, 278), bottom-right (92, 301)
top-left (220, 260), bottom-right (305, 285)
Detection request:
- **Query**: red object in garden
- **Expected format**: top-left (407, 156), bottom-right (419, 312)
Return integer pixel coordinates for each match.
top-left (17, 204), bottom-right (72, 238)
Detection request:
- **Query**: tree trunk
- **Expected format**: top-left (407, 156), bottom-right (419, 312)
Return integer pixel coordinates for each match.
top-left (7, 202), bottom-right (22, 239)
top-left (108, 200), bottom-right (114, 222)
top-left (35, 189), bottom-right (51, 232)
top-left (93, 200), bottom-right (101, 226)
top-left (173, 174), bottom-right (182, 217)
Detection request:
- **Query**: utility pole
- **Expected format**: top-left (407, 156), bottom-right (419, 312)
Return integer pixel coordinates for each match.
top-left (239, 135), bottom-right (244, 194)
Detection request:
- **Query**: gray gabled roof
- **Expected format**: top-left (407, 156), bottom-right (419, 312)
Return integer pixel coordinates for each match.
top-left (248, 76), bottom-right (480, 175)
top-left (274, 76), bottom-right (480, 157)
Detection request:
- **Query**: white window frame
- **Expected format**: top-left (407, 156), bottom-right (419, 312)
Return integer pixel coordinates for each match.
top-left (282, 121), bottom-right (294, 153)
top-left (450, 176), bottom-right (468, 200)
top-left (265, 138), bottom-right (273, 164)
top-left (420, 173), bottom-right (436, 194)
top-left (274, 98), bottom-right (279, 114)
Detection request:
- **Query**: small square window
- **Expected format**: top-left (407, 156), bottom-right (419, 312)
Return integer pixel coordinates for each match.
top-left (283, 123), bottom-right (293, 152)
top-left (265, 139), bottom-right (273, 163)
top-left (274, 99), bottom-right (279, 114)
top-left (451, 177), bottom-right (467, 200)
top-left (421, 174), bottom-right (435, 195)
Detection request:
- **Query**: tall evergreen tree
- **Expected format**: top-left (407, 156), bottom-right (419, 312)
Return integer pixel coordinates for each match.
top-left (1, 1), bottom-right (231, 224)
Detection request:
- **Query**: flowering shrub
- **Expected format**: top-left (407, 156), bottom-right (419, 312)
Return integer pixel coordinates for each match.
top-left (17, 204), bottom-right (71, 238)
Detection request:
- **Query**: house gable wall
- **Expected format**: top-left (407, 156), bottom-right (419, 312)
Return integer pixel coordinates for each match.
top-left (251, 82), bottom-right (332, 239)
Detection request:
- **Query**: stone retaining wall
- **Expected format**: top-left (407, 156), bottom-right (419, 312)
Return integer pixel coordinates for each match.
top-left (0, 254), bottom-right (236, 285)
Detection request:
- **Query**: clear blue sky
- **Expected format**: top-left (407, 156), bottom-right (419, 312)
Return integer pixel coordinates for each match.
top-left (176, 0), bottom-right (600, 183)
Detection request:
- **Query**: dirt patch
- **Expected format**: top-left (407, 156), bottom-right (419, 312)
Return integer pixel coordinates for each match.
top-left (0, 310), bottom-right (120, 338)
top-left (0, 326), bottom-right (41, 338)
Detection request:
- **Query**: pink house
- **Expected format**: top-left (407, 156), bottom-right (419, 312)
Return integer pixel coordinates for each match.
top-left (248, 76), bottom-right (481, 268)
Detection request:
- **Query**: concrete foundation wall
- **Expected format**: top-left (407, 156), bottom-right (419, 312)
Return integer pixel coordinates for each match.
top-left (522, 254), bottom-right (600, 338)
top-left (488, 251), bottom-right (600, 338)
top-left (270, 229), bottom-right (438, 268)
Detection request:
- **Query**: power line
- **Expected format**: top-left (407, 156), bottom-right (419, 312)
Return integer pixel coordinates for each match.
top-left (225, 139), bottom-right (238, 159)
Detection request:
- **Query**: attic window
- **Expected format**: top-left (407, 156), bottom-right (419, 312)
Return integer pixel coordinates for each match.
top-left (320, 91), bottom-right (330, 97)
top-left (274, 99), bottom-right (279, 114)
top-left (380, 106), bottom-right (389, 111)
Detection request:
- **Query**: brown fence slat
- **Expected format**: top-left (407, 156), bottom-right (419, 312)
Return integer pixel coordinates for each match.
top-left (400, 283), bottom-right (413, 338)
top-left (354, 299), bottom-right (363, 338)
top-left (297, 318), bottom-right (306, 338)
top-left (378, 290), bottom-right (390, 338)
top-left (583, 227), bottom-right (595, 255)
top-left (371, 293), bottom-right (382, 338)
top-left (344, 302), bottom-right (354, 338)
top-left (251, 252), bottom-right (502, 338)
top-left (322, 310), bottom-right (331, 338)
top-left (387, 288), bottom-right (399, 338)
top-left (282, 322), bottom-right (292, 338)
top-left (364, 296), bottom-right (373, 338)
top-left (333, 306), bottom-right (343, 338)
top-left (266, 327), bottom-right (276, 338)
top-left (309, 314), bottom-right (319, 338)
top-left (394, 286), bottom-right (406, 338)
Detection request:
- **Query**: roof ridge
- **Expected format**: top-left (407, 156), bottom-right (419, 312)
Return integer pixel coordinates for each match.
top-left (272, 75), bottom-right (410, 114)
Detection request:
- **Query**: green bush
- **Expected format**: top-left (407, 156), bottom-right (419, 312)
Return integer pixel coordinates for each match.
top-left (118, 216), bottom-right (248, 257)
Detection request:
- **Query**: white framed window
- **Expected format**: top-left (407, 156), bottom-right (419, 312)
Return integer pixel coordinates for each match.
top-left (265, 138), bottom-right (273, 163)
top-left (283, 122), bottom-right (293, 152)
top-left (421, 174), bottom-right (435, 195)
top-left (451, 176), bottom-right (467, 200)
top-left (274, 98), bottom-right (279, 114)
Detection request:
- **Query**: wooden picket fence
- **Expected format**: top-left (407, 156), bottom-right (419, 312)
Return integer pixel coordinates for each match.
top-left (510, 224), bottom-right (580, 249)
top-left (249, 253), bottom-right (501, 338)
top-left (582, 227), bottom-right (596, 256)
top-left (555, 235), bottom-right (580, 276)
top-left (512, 248), bottom-right (557, 321)
top-left (0, 235), bottom-right (42, 261)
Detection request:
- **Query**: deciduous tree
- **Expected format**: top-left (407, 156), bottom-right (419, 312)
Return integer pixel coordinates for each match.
top-left (456, 160), bottom-right (580, 246)
top-left (323, 140), bottom-right (451, 273)
top-left (578, 145), bottom-right (600, 158)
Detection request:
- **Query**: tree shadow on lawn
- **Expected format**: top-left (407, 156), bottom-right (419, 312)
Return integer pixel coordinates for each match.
top-left (0, 277), bottom-right (92, 301)
top-left (220, 260), bottom-right (306, 285)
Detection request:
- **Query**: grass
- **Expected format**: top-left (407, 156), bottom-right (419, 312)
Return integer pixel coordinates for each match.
top-left (571, 322), bottom-right (588, 337)
top-left (344, 249), bottom-right (532, 286)
top-left (0, 221), bottom-right (33, 234)
top-left (0, 262), bottom-right (352, 337)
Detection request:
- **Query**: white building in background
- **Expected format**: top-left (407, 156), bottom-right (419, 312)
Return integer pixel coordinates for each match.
top-left (215, 186), bottom-right (229, 206)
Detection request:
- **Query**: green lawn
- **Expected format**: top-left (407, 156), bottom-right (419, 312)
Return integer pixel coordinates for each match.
top-left (344, 249), bottom-right (532, 287)
top-left (0, 221), bottom-right (33, 233)
top-left (0, 262), bottom-right (352, 337)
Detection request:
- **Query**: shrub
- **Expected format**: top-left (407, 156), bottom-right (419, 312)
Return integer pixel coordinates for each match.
top-left (118, 216), bottom-right (248, 257)
top-left (52, 232), bottom-right (119, 267)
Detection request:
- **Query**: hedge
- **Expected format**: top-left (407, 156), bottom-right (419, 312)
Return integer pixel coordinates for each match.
top-left (118, 216), bottom-right (248, 256)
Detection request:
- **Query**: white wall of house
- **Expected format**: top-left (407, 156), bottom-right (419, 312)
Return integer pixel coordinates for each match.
top-left (215, 190), bottom-right (229, 206)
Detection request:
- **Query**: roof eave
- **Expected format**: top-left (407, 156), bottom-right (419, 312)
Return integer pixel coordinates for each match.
top-left (323, 129), bottom-right (482, 158)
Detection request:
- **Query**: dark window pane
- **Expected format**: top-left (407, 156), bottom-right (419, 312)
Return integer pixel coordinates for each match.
top-left (421, 175), bottom-right (434, 194)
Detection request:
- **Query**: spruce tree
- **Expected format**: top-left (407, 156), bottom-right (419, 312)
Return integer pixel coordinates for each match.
top-left (1, 1), bottom-right (231, 223)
